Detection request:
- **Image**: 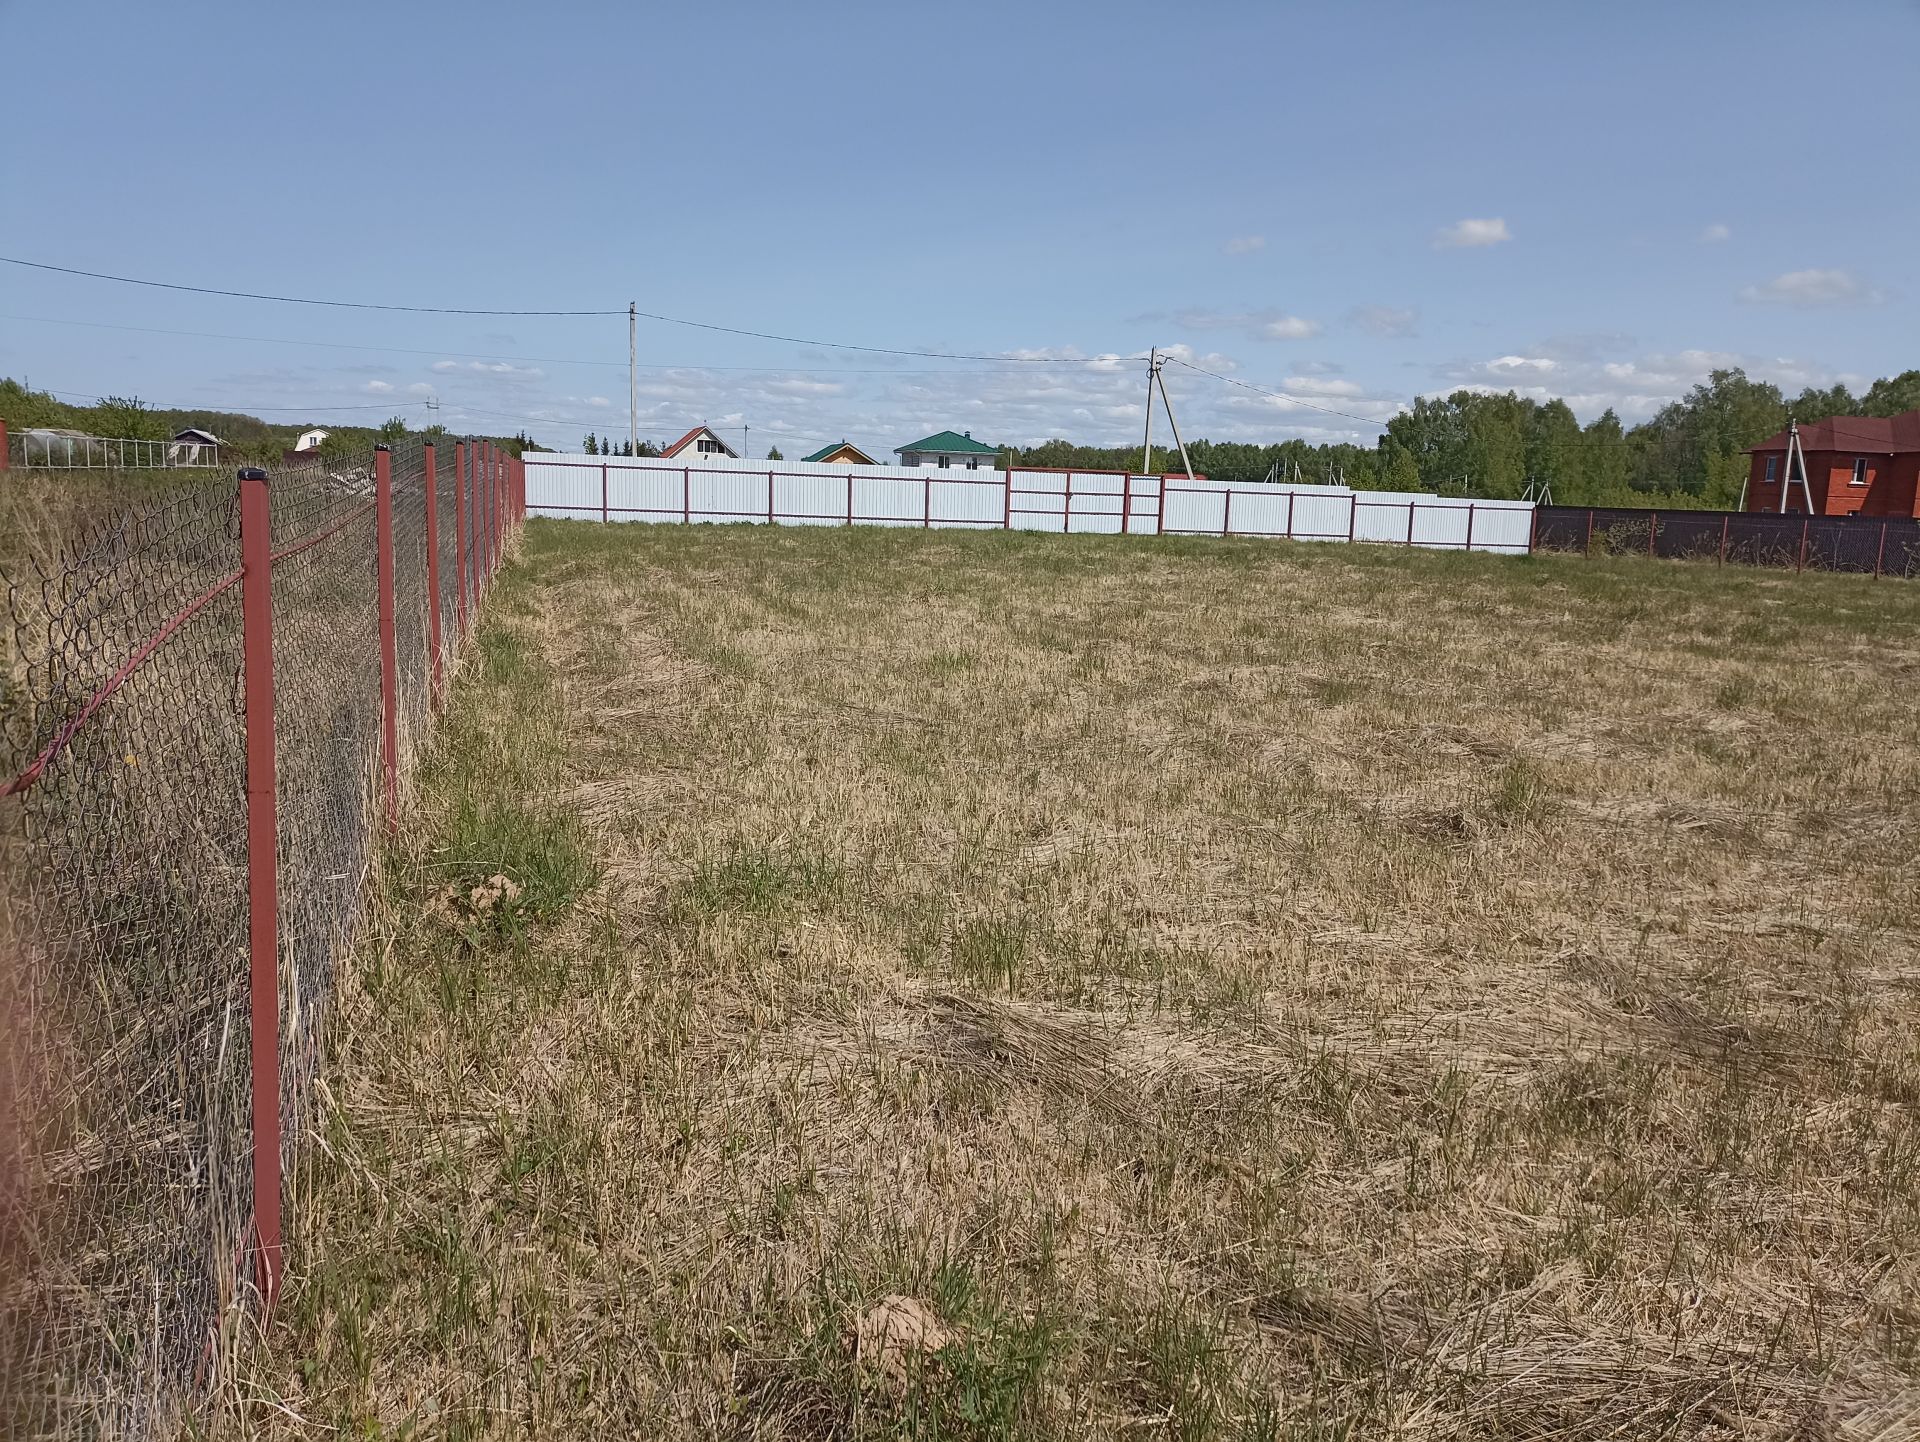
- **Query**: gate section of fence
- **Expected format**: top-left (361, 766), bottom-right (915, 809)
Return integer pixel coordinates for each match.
top-left (522, 454), bottom-right (1534, 556)
top-left (1532, 505), bottom-right (1920, 578)
top-left (0, 439), bottom-right (524, 1436)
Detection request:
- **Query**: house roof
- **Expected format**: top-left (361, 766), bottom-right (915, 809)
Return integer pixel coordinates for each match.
top-left (896, 429), bottom-right (998, 456)
top-left (802, 440), bottom-right (877, 464)
top-left (1748, 409), bottom-right (1920, 455)
top-left (172, 428), bottom-right (221, 444)
top-left (661, 424), bottom-right (739, 459)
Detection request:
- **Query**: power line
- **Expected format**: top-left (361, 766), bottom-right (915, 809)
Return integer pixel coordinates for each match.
top-left (0, 313), bottom-right (1102, 377)
top-left (0, 255), bottom-right (619, 316)
top-left (1, 254), bottom-right (1122, 363)
top-left (39, 385), bottom-right (431, 415)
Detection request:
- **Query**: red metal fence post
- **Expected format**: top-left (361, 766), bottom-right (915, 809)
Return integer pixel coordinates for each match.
top-left (1064, 470), bottom-right (1074, 534)
top-left (1120, 472), bottom-right (1132, 535)
top-left (1286, 491), bottom-right (1297, 541)
top-left (845, 471), bottom-right (854, 526)
top-left (923, 472), bottom-right (931, 528)
top-left (1719, 514), bottom-right (1730, 565)
top-left (1586, 508), bottom-right (1595, 554)
top-left (237, 465), bottom-right (283, 1310)
top-left (601, 461), bottom-right (609, 524)
top-left (1003, 467), bottom-right (1012, 529)
top-left (1221, 489), bottom-right (1233, 538)
top-left (454, 442), bottom-right (470, 636)
top-left (1649, 511), bottom-right (1658, 558)
top-left (684, 466), bottom-right (693, 525)
top-left (1406, 500), bottom-right (1415, 546)
top-left (1347, 496), bottom-right (1357, 543)
top-left (1797, 518), bottom-right (1809, 573)
top-left (770, 469), bottom-right (778, 526)
top-left (1876, 522), bottom-right (1888, 579)
top-left (1528, 504), bottom-right (1539, 554)
top-left (487, 443), bottom-right (499, 577)
top-left (424, 444), bottom-right (443, 704)
top-left (374, 447), bottom-right (400, 830)
top-left (1465, 502), bottom-right (1475, 552)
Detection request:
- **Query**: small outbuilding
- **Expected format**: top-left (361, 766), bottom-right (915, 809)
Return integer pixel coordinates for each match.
top-left (802, 440), bottom-right (878, 466)
top-left (293, 428), bottom-right (330, 453)
top-left (168, 428), bottom-right (221, 466)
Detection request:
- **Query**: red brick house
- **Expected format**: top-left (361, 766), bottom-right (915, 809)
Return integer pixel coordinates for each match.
top-left (1744, 409), bottom-right (1920, 516)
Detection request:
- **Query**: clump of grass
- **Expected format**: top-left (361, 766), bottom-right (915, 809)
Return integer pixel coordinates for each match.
top-left (677, 839), bottom-right (844, 915)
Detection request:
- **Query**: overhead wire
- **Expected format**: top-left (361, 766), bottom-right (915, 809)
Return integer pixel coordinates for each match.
top-left (0, 313), bottom-right (1108, 377)
top-left (1, 254), bottom-right (1122, 364)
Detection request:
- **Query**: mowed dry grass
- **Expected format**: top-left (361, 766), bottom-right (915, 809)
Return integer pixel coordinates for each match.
top-left (229, 521), bottom-right (1920, 1440)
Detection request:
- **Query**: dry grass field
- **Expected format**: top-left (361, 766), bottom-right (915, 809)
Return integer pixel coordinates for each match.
top-left (225, 521), bottom-right (1920, 1440)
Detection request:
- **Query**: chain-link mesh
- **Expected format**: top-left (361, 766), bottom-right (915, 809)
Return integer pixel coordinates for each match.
top-left (0, 439), bottom-right (513, 1436)
top-left (1533, 505), bottom-right (1920, 575)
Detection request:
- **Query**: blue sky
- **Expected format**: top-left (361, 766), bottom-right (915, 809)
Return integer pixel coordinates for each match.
top-left (3, 0), bottom-right (1913, 458)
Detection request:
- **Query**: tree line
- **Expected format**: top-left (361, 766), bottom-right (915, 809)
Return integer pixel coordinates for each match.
top-left (0, 379), bottom-right (531, 465)
top-left (1006, 367), bottom-right (1919, 506)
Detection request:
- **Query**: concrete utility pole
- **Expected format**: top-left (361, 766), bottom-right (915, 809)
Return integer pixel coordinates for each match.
top-left (1141, 346), bottom-right (1157, 475)
top-left (1156, 357), bottom-right (1195, 482)
top-left (629, 302), bottom-right (639, 457)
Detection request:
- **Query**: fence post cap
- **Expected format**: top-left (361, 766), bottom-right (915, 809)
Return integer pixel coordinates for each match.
top-left (374, 442), bottom-right (391, 453)
top-left (238, 467), bottom-right (269, 482)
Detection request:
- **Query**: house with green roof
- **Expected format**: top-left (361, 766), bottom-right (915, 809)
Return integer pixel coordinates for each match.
top-left (895, 429), bottom-right (1000, 471)
top-left (801, 439), bottom-right (878, 466)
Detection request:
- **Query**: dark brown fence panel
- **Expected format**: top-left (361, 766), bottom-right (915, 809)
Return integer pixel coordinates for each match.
top-left (1533, 505), bottom-right (1920, 579)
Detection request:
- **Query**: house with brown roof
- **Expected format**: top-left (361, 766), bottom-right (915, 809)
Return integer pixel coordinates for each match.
top-left (661, 424), bottom-right (739, 461)
top-left (802, 440), bottom-right (878, 466)
top-left (1744, 410), bottom-right (1920, 517)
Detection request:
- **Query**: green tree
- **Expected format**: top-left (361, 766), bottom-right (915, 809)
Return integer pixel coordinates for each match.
top-left (767, 446), bottom-right (784, 460)
top-left (1790, 383), bottom-right (1857, 422)
top-left (378, 415), bottom-right (409, 442)
top-left (1861, 369), bottom-right (1920, 417)
top-left (1376, 440), bottom-right (1421, 492)
top-left (93, 395), bottom-right (164, 441)
top-left (584, 433), bottom-right (598, 454)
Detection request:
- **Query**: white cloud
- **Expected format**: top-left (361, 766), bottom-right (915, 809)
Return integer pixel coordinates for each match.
top-left (406, 382), bottom-right (436, 397)
top-left (1700, 223), bottom-right (1731, 243)
top-left (1433, 217), bottom-right (1512, 249)
top-left (430, 359), bottom-right (546, 378)
top-left (1432, 345), bottom-right (1862, 424)
top-left (1257, 315), bottom-right (1320, 340)
top-left (1347, 304), bottom-right (1420, 338)
top-left (765, 377), bottom-right (848, 397)
top-left (1281, 376), bottom-right (1364, 398)
top-left (1170, 308), bottom-right (1322, 341)
top-left (362, 380), bottom-right (394, 394)
top-left (1223, 235), bottom-right (1266, 256)
top-left (586, 396), bottom-right (611, 407)
top-left (1738, 268), bottom-right (1883, 308)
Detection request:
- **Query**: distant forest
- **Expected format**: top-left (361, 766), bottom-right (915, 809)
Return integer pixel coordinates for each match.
top-left (0, 379), bottom-right (533, 465)
top-left (7, 368), bottom-right (1916, 505)
top-left (1008, 367), bottom-right (1920, 506)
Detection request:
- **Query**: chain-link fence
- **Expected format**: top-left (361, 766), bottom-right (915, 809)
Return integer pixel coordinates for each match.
top-left (0, 439), bottom-right (524, 1437)
top-left (1533, 504), bottom-right (1920, 577)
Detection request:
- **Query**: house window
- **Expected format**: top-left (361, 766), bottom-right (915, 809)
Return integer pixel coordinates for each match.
top-left (1851, 458), bottom-right (1868, 486)
top-left (1765, 456), bottom-right (1777, 482)
top-left (966, 457), bottom-right (979, 470)
top-left (938, 455), bottom-right (950, 468)
top-left (698, 437), bottom-right (721, 455)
